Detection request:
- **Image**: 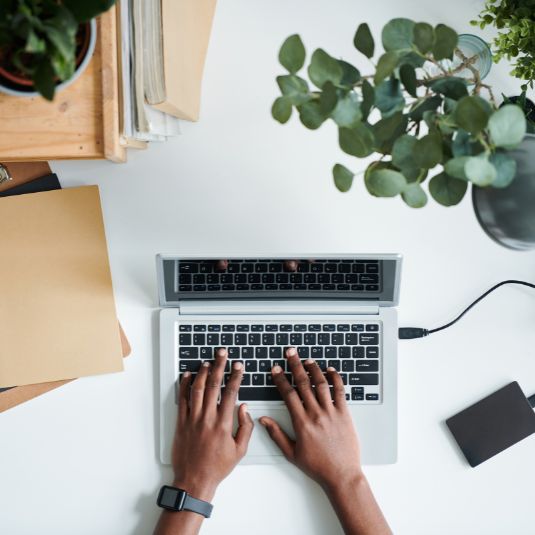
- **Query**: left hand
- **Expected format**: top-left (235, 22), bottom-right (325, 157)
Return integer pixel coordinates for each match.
top-left (172, 348), bottom-right (254, 501)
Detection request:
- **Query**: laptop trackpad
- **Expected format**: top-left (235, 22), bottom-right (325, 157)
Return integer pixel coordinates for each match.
top-left (243, 408), bottom-right (294, 461)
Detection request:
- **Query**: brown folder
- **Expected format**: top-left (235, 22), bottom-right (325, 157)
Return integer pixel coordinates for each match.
top-left (0, 161), bottom-right (131, 412)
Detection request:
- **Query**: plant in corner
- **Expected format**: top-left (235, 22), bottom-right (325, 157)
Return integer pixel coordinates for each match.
top-left (0, 0), bottom-right (116, 100)
top-left (472, 0), bottom-right (535, 90)
top-left (271, 18), bottom-right (528, 208)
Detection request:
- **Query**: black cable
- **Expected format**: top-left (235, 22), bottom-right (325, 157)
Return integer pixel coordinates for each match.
top-left (399, 280), bottom-right (535, 339)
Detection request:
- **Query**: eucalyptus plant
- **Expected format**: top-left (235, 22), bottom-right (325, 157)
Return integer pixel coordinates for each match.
top-left (272, 18), bottom-right (527, 208)
top-left (473, 0), bottom-right (535, 90)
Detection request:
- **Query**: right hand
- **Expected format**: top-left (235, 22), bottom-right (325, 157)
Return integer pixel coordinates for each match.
top-left (260, 347), bottom-right (363, 492)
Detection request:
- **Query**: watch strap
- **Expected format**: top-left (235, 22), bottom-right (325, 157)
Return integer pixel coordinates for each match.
top-left (182, 493), bottom-right (213, 518)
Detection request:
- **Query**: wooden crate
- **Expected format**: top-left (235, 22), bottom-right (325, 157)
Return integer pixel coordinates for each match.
top-left (0, 8), bottom-right (125, 162)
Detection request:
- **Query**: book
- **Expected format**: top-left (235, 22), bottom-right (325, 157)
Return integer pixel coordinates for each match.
top-left (147, 0), bottom-right (217, 121)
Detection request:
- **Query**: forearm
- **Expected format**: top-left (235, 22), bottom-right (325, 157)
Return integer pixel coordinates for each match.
top-left (153, 479), bottom-right (216, 535)
top-left (324, 473), bottom-right (392, 535)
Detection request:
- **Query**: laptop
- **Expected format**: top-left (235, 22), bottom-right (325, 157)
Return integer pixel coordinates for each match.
top-left (158, 254), bottom-right (401, 465)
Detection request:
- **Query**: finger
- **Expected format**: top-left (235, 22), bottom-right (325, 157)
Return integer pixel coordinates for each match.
top-left (219, 360), bottom-right (244, 421)
top-left (271, 364), bottom-right (306, 420)
top-left (178, 371), bottom-right (192, 424)
top-left (190, 361), bottom-right (210, 419)
top-left (203, 348), bottom-right (227, 414)
top-left (327, 367), bottom-right (347, 408)
top-left (235, 403), bottom-right (254, 455)
top-left (215, 259), bottom-right (228, 271)
top-left (284, 260), bottom-right (299, 272)
top-left (304, 359), bottom-right (332, 409)
top-left (259, 416), bottom-right (295, 461)
top-left (285, 347), bottom-right (319, 411)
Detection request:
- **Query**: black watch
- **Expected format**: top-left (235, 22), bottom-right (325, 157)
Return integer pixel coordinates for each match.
top-left (157, 485), bottom-right (213, 518)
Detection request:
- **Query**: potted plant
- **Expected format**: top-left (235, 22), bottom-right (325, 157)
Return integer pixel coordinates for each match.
top-left (0, 0), bottom-right (116, 101)
top-left (271, 18), bottom-right (535, 248)
top-left (472, 0), bottom-right (535, 90)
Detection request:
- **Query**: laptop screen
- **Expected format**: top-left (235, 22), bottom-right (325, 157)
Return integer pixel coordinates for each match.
top-left (158, 256), bottom-right (401, 305)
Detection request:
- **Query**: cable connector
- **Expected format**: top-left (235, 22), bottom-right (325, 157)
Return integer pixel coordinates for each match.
top-left (398, 327), bottom-right (429, 339)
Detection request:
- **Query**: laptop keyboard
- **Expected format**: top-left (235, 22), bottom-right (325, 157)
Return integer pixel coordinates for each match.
top-left (177, 321), bottom-right (381, 403)
top-left (177, 259), bottom-right (381, 293)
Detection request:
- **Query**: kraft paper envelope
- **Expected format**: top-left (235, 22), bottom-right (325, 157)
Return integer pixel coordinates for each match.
top-left (0, 186), bottom-right (124, 386)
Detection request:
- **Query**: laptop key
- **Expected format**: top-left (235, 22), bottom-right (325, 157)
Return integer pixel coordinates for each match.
top-left (276, 333), bottom-right (289, 345)
top-left (194, 325), bottom-right (207, 332)
top-left (304, 333), bottom-right (316, 345)
top-left (259, 361), bottom-right (271, 373)
top-left (263, 333), bottom-right (275, 345)
top-left (323, 324), bottom-right (335, 332)
top-left (295, 324), bottom-right (307, 332)
top-left (342, 360), bottom-right (354, 372)
top-left (222, 325), bottom-right (235, 331)
top-left (311, 347), bottom-right (323, 358)
top-left (208, 325), bottom-right (221, 331)
top-left (193, 334), bottom-right (205, 345)
top-left (290, 333), bottom-right (303, 345)
top-left (332, 334), bottom-right (344, 345)
top-left (345, 333), bottom-right (358, 345)
top-left (237, 325), bottom-right (249, 332)
top-left (241, 374), bottom-right (251, 386)
top-left (356, 361), bottom-right (378, 372)
top-left (207, 334), bottom-right (219, 345)
top-left (251, 325), bottom-right (264, 332)
top-left (179, 347), bottom-right (198, 359)
top-left (221, 333), bottom-right (233, 345)
top-left (339, 346), bottom-right (351, 358)
top-left (325, 347), bottom-right (337, 358)
top-left (228, 347), bottom-right (240, 358)
top-left (351, 324), bottom-right (364, 331)
top-left (256, 347), bottom-right (268, 359)
top-left (179, 360), bottom-right (202, 372)
top-left (179, 263), bottom-right (198, 273)
top-left (252, 374), bottom-right (264, 386)
top-left (366, 324), bottom-right (379, 331)
top-left (240, 387), bottom-right (282, 401)
top-left (318, 333), bottom-right (330, 345)
top-left (235, 334), bottom-right (247, 345)
top-left (328, 360), bottom-right (340, 371)
top-left (245, 361), bottom-right (257, 372)
top-left (366, 347), bottom-right (379, 358)
top-left (269, 347), bottom-right (282, 359)
top-left (200, 347), bottom-right (212, 358)
top-left (248, 333), bottom-right (261, 345)
top-left (351, 387), bottom-right (364, 401)
top-left (179, 334), bottom-right (191, 345)
top-left (242, 347), bottom-right (254, 359)
top-left (337, 324), bottom-right (350, 332)
top-left (265, 325), bottom-right (278, 332)
top-left (179, 325), bottom-right (192, 332)
top-left (299, 347), bottom-right (310, 358)
top-left (280, 324), bottom-right (292, 331)
top-left (349, 374), bottom-right (379, 385)
top-left (309, 324), bottom-right (321, 331)
top-left (360, 333), bottom-right (379, 345)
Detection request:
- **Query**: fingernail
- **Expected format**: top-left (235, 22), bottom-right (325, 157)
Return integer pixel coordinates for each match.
top-left (242, 403), bottom-right (248, 413)
top-left (259, 418), bottom-right (267, 427)
top-left (272, 365), bottom-right (282, 374)
top-left (327, 366), bottom-right (335, 372)
top-left (217, 348), bottom-right (227, 356)
top-left (305, 358), bottom-right (314, 365)
top-left (233, 361), bottom-right (243, 370)
top-left (287, 347), bottom-right (297, 357)
top-left (203, 361), bottom-right (211, 367)
top-left (184, 371), bottom-right (191, 377)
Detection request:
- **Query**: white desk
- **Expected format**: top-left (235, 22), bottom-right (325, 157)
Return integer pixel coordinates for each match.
top-left (2, 0), bottom-right (535, 533)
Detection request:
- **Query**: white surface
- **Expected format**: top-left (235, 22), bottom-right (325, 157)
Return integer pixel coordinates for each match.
top-left (2, 0), bottom-right (535, 533)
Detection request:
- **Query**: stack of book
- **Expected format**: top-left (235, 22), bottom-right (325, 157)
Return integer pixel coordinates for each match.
top-left (118, 0), bottom-right (217, 147)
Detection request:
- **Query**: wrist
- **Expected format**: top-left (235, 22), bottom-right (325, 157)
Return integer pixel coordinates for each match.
top-left (171, 478), bottom-right (218, 503)
top-left (322, 468), bottom-right (366, 500)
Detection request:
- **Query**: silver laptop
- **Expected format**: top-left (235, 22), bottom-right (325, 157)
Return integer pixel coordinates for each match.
top-left (158, 254), bottom-right (401, 465)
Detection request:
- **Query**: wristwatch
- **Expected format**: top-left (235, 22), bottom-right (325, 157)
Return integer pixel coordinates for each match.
top-left (157, 485), bottom-right (213, 518)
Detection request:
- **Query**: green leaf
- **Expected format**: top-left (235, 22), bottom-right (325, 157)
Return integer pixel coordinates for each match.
top-left (402, 183), bottom-right (428, 207)
top-left (298, 101), bottom-right (325, 130)
top-left (354, 23), bottom-right (374, 58)
top-left (412, 22), bottom-right (434, 54)
top-left (366, 168), bottom-right (407, 197)
top-left (319, 81), bottom-right (338, 115)
top-left (333, 164), bottom-right (354, 192)
top-left (429, 172), bottom-right (467, 206)
top-left (489, 152), bottom-right (517, 188)
top-left (308, 48), bottom-right (343, 89)
top-left (339, 124), bottom-right (375, 157)
top-left (374, 51), bottom-right (399, 85)
top-left (432, 24), bottom-right (458, 60)
top-left (399, 64), bottom-right (417, 97)
top-left (271, 97), bottom-right (292, 124)
top-left (33, 59), bottom-right (56, 101)
top-left (63, 0), bottom-right (116, 23)
top-left (464, 155), bottom-right (497, 186)
top-left (413, 134), bottom-right (443, 169)
top-left (444, 156), bottom-right (471, 180)
top-left (373, 112), bottom-right (408, 155)
top-left (392, 134), bottom-right (418, 169)
top-left (453, 95), bottom-right (490, 134)
top-left (375, 78), bottom-right (404, 117)
top-left (409, 95), bottom-right (442, 121)
top-left (331, 92), bottom-right (362, 128)
top-left (278, 34), bottom-right (306, 74)
top-left (361, 80), bottom-right (375, 120)
top-left (452, 129), bottom-right (484, 157)
top-left (25, 29), bottom-right (45, 53)
top-left (338, 60), bottom-right (361, 86)
top-left (430, 77), bottom-right (468, 100)
top-left (276, 75), bottom-right (309, 105)
top-left (488, 104), bottom-right (527, 148)
top-left (382, 18), bottom-right (415, 51)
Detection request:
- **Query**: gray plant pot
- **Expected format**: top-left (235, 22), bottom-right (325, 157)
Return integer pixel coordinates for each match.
top-left (472, 134), bottom-right (535, 250)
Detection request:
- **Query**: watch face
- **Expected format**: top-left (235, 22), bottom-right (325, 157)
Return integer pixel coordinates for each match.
top-left (161, 487), bottom-right (180, 508)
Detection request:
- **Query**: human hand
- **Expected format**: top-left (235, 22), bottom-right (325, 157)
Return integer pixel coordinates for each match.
top-left (172, 348), bottom-right (254, 501)
top-left (260, 347), bottom-right (362, 492)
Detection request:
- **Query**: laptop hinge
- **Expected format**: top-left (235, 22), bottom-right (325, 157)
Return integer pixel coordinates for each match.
top-left (177, 300), bottom-right (380, 316)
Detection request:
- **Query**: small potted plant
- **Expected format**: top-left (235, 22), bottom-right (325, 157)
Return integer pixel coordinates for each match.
top-left (272, 18), bottom-right (535, 249)
top-left (0, 0), bottom-right (116, 101)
